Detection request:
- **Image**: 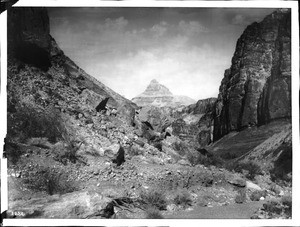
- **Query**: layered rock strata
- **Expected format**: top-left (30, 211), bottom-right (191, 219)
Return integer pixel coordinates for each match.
top-left (213, 9), bottom-right (291, 141)
top-left (132, 79), bottom-right (195, 107)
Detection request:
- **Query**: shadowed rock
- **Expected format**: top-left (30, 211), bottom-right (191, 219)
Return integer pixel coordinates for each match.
top-left (197, 148), bottom-right (213, 157)
top-left (112, 145), bottom-right (125, 166)
top-left (142, 121), bottom-right (154, 130)
top-left (96, 97), bottom-right (109, 112)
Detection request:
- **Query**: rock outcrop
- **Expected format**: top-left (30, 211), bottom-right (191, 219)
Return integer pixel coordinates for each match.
top-left (172, 98), bottom-right (216, 147)
top-left (132, 79), bottom-right (195, 107)
top-left (213, 9), bottom-right (291, 141)
top-left (7, 7), bottom-right (137, 126)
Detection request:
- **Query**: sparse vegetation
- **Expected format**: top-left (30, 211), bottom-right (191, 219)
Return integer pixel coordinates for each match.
top-left (145, 208), bottom-right (164, 219)
top-left (173, 190), bottom-right (192, 208)
top-left (23, 166), bottom-right (79, 195)
top-left (250, 190), bottom-right (267, 201)
top-left (263, 200), bottom-right (283, 215)
top-left (140, 189), bottom-right (167, 210)
top-left (7, 104), bottom-right (66, 143)
top-left (226, 161), bottom-right (262, 180)
top-left (235, 188), bottom-right (247, 204)
top-left (187, 152), bottom-right (224, 168)
top-left (281, 195), bottom-right (292, 216)
top-left (5, 141), bottom-right (23, 165)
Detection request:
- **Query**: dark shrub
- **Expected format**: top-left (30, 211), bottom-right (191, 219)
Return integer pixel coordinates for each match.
top-left (172, 141), bottom-right (186, 156)
top-left (145, 208), bottom-right (164, 219)
top-left (7, 104), bottom-right (66, 143)
top-left (250, 190), bottom-right (267, 201)
top-left (281, 195), bottom-right (292, 216)
top-left (235, 189), bottom-right (247, 204)
top-left (24, 166), bottom-right (79, 195)
top-left (226, 161), bottom-right (262, 180)
top-left (5, 141), bottom-right (23, 165)
top-left (191, 153), bottom-right (223, 167)
top-left (263, 200), bottom-right (282, 215)
top-left (173, 190), bottom-right (192, 208)
top-left (53, 139), bottom-right (84, 165)
top-left (140, 189), bottom-right (167, 210)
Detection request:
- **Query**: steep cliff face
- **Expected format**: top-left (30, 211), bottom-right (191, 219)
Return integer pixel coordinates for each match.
top-left (181, 98), bottom-right (216, 115)
top-left (214, 9), bottom-right (291, 141)
top-left (8, 8), bottom-right (51, 71)
top-left (172, 98), bottom-right (216, 147)
top-left (132, 79), bottom-right (195, 107)
top-left (7, 7), bottom-right (136, 124)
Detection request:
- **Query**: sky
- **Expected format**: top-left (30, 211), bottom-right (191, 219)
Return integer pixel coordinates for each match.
top-left (48, 7), bottom-right (276, 100)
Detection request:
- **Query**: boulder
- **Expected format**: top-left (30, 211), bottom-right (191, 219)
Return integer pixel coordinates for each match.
top-left (104, 144), bottom-right (120, 158)
top-left (227, 176), bottom-right (246, 187)
top-left (246, 181), bottom-right (262, 191)
top-left (177, 159), bottom-right (191, 166)
top-left (117, 103), bottom-right (135, 126)
top-left (95, 97), bottom-right (109, 112)
top-left (112, 145), bottom-right (125, 166)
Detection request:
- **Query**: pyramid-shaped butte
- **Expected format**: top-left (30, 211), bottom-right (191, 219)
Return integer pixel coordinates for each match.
top-left (142, 79), bottom-right (173, 97)
top-left (132, 79), bottom-right (195, 107)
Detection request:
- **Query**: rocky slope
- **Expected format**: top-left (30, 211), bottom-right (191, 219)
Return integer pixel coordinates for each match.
top-left (132, 79), bottom-right (195, 107)
top-left (7, 7), bottom-right (137, 124)
top-left (213, 9), bottom-right (291, 141)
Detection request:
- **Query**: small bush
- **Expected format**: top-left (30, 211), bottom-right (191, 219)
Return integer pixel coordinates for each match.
top-left (24, 166), bottom-right (79, 195)
top-left (197, 197), bottom-right (208, 207)
top-left (145, 208), bottom-right (164, 219)
top-left (235, 189), bottom-right (247, 204)
top-left (172, 141), bottom-right (188, 156)
top-left (263, 200), bottom-right (282, 215)
top-left (173, 190), bottom-right (192, 208)
top-left (193, 154), bottom-right (224, 167)
top-left (227, 161), bottom-right (262, 180)
top-left (269, 183), bottom-right (282, 194)
top-left (7, 104), bottom-right (66, 143)
top-left (5, 141), bottom-right (23, 165)
top-left (140, 189), bottom-right (167, 210)
top-left (250, 190), bottom-right (267, 201)
top-left (281, 195), bottom-right (292, 207)
top-left (281, 195), bottom-right (292, 216)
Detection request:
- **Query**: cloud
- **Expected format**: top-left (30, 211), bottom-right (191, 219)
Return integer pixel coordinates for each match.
top-left (104, 17), bottom-right (128, 30)
top-left (178, 20), bottom-right (207, 35)
top-left (150, 21), bottom-right (168, 37)
top-left (231, 14), bottom-right (247, 25)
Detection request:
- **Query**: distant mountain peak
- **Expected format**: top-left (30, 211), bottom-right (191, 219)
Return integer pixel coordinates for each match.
top-left (132, 79), bottom-right (195, 107)
top-left (150, 79), bottom-right (159, 84)
top-left (142, 79), bottom-right (173, 97)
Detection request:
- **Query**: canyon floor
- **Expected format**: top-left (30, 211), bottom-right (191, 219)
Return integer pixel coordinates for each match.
top-left (6, 118), bottom-right (292, 219)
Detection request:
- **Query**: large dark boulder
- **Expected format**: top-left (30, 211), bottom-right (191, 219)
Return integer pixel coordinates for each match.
top-left (214, 9), bottom-right (291, 141)
top-left (112, 145), bottom-right (125, 166)
top-left (96, 97), bottom-right (109, 112)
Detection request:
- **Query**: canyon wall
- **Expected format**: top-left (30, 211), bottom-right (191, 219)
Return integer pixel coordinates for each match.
top-left (213, 9), bottom-right (291, 141)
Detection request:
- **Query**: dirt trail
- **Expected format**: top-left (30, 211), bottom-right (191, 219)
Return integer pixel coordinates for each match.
top-left (165, 201), bottom-right (264, 219)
